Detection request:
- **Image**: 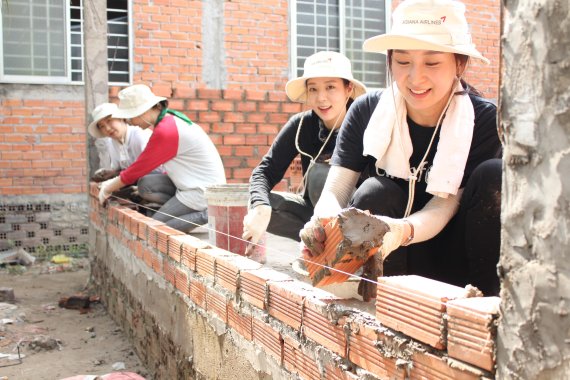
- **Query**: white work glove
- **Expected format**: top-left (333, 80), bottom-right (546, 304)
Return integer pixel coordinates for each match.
top-left (98, 176), bottom-right (124, 205)
top-left (377, 216), bottom-right (407, 260)
top-left (299, 216), bottom-right (327, 257)
top-left (357, 215), bottom-right (407, 302)
top-left (242, 205), bottom-right (272, 245)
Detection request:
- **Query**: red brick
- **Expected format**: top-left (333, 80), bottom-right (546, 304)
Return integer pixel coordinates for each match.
top-left (154, 225), bottom-right (185, 255)
top-left (175, 267), bottom-right (190, 297)
top-left (302, 293), bottom-right (345, 356)
top-left (206, 287), bottom-right (227, 323)
top-left (283, 335), bottom-right (321, 380)
top-left (196, 88), bottom-right (222, 99)
top-left (347, 320), bottom-right (406, 379)
top-left (240, 268), bottom-right (292, 310)
top-left (376, 275), bottom-right (470, 349)
top-left (167, 234), bottom-right (185, 262)
top-left (252, 316), bottom-right (282, 364)
top-left (195, 246), bottom-right (236, 280)
top-left (163, 257), bottom-right (176, 286)
top-left (268, 280), bottom-right (314, 330)
top-left (409, 351), bottom-right (480, 380)
top-left (227, 301), bottom-right (253, 341)
top-left (215, 254), bottom-right (262, 294)
top-left (190, 277), bottom-right (206, 310)
top-left (446, 297), bottom-right (500, 372)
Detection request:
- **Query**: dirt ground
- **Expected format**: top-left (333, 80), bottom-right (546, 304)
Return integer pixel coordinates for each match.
top-left (0, 260), bottom-right (149, 380)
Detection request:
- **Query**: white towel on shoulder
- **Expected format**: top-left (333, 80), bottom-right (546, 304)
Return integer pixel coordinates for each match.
top-left (362, 81), bottom-right (475, 198)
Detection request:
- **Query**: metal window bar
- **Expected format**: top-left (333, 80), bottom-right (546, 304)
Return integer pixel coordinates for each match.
top-left (0, 0), bottom-right (67, 82)
top-left (292, 0), bottom-right (389, 89)
top-left (1, 0), bottom-right (129, 84)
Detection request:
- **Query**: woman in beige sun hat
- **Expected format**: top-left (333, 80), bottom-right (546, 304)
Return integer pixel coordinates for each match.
top-left (300, 0), bottom-right (503, 300)
top-left (87, 102), bottom-right (161, 183)
top-left (97, 84), bottom-right (226, 233)
top-left (242, 51), bottom-right (367, 255)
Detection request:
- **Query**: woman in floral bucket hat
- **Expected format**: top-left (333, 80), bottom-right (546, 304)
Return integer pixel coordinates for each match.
top-left (300, 0), bottom-right (503, 299)
top-left (242, 51), bottom-right (366, 255)
top-left (97, 84), bottom-right (226, 232)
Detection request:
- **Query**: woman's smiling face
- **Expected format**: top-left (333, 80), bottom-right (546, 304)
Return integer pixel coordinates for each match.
top-left (97, 117), bottom-right (127, 141)
top-left (305, 77), bottom-right (353, 130)
top-left (391, 50), bottom-right (461, 126)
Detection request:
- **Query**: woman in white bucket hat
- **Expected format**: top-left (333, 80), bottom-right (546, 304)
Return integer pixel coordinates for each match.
top-left (97, 84), bottom-right (226, 232)
top-left (88, 102), bottom-right (161, 184)
top-left (243, 51), bottom-right (366, 254)
top-left (300, 0), bottom-right (502, 300)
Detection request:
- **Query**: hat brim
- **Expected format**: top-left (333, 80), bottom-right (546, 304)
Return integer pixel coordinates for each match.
top-left (363, 35), bottom-right (490, 64)
top-left (112, 96), bottom-right (167, 119)
top-left (285, 76), bottom-right (367, 103)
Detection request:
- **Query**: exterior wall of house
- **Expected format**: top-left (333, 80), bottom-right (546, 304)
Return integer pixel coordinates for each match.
top-left (0, 0), bottom-right (500, 254)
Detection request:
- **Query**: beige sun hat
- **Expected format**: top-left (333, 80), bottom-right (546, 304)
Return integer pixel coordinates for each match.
top-left (363, 0), bottom-right (489, 64)
top-left (285, 51), bottom-right (367, 103)
top-left (87, 102), bottom-right (118, 138)
top-left (113, 84), bottom-right (166, 119)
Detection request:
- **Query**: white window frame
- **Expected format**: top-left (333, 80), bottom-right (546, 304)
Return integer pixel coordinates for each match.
top-left (290, 0), bottom-right (392, 90)
top-left (0, 0), bottom-right (132, 85)
top-left (0, 0), bottom-right (71, 84)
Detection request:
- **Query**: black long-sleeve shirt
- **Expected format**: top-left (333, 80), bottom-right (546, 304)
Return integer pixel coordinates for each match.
top-left (248, 110), bottom-right (339, 208)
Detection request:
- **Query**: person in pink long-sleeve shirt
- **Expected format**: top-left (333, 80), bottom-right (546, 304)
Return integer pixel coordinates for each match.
top-left (97, 84), bottom-right (226, 232)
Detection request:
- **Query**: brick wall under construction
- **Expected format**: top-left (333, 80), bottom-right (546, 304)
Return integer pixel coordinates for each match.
top-left (89, 183), bottom-right (500, 380)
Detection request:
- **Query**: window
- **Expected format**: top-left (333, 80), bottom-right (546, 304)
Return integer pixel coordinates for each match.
top-left (1, 0), bottom-right (130, 84)
top-left (291, 0), bottom-right (389, 89)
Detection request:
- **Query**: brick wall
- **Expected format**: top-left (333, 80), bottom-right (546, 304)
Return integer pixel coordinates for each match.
top-left (0, 98), bottom-right (87, 196)
top-left (130, 0), bottom-right (289, 90)
top-left (89, 183), bottom-right (500, 379)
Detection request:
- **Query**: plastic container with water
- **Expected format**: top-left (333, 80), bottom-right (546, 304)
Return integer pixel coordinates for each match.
top-left (204, 184), bottom-right (266, 263)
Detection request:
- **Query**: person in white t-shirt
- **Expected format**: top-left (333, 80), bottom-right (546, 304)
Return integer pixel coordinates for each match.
top-left (88, 102), bottom-right (164, 201)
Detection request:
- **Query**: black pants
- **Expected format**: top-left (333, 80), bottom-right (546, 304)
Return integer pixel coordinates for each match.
top-left (266, 163), bottom-right (332, 242)
top-left (349, 159), bottom-right (502, 296)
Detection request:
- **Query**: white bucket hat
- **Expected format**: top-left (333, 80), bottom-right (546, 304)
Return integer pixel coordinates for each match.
top-left (87, 102), bottom-right (118, 138)
top-left (113, 84), bottom-right (167, 119)
top-left (285, 51), bottom-right (367, 103)
top-left (363, 0), bottom-right (489, 64)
